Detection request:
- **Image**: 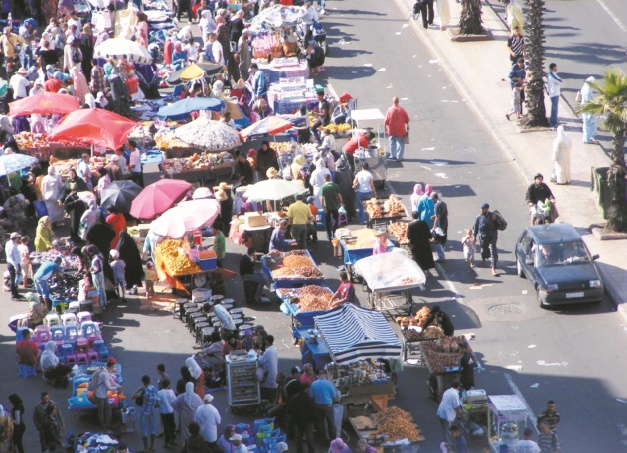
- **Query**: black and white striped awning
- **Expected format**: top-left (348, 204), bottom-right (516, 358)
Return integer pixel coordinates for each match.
top-left (314, 304), bottom-right (402, 365)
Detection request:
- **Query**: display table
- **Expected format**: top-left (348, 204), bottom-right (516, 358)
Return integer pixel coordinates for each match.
top-left (299, 329), bottom-right (331, 371)
top-left (336, 228), bottom-right (394, 281)
top-left (347, 406), bottom-right (425, 450)
top-left (261, 250), bottom-right (324, 289)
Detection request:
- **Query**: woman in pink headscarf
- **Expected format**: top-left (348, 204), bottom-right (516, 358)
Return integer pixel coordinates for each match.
top-left (410, 183), bottom-right (424, 212)
top-left (420, 184), bottom-right (433, 203)
top-left (330, 438), bottom-right (351, 453)
top-left (134, 13), bottom-right (149, 48)
top-left (71, 66), bottom-right (90, 105)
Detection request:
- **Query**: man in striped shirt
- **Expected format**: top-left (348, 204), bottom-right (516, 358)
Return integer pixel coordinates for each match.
top-left (507, 26), bottom-right (526, 64)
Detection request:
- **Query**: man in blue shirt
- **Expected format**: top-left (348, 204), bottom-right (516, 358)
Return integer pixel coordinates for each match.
top-left (269, 220), bottom-right (289, 252)
top-left (309, 369), bottom-right (337, 442)
top-left (34, 257), bottom-right (63, 306)
top-left (449, 425), bottom-right (468, 453)
top-left (250, 63), bottom-right (267, 99)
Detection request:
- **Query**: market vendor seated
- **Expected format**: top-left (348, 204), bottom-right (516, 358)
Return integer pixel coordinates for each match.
top-left (40, 341), bottom-right (73, 388)
top-left (34, 257), bottom-right (63, 309)
top-left (330, 272), bottom-right (355, 308)
top-left (235, 150), bottom-right (254, 186)
top-left (269, 220), bottom-right (293, 253)
top-left (240, 247), bottom-right (271, 304)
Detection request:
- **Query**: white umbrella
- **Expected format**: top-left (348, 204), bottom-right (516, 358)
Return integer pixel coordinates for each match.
top-left (149, 199), bottom-right (221, 238)
top-left (242, 179), bottom-right (307, 202)
top-left (0, 153), bottom-right (38, 176)
top-left (94, 38), bottom-right (153, 65)
top-left (174, 118), bottom-right (242, 151)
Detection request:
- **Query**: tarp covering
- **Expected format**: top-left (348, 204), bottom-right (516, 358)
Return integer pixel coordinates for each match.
top-left (354, 249), bottom-right (426, 292)
top-left (314, 303), bottom-right (402, 364)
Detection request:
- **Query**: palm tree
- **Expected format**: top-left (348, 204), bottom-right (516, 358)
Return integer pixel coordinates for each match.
top-left (459, 0), bottom-right (484, 35)
top-left (577, 68), bottom-right (627, 232)
top-left (521, 0), bottom-right (549, 128)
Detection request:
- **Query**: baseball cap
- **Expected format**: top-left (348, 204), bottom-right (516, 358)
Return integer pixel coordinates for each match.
top-left (291, 366), bottom-right (302, 374)
top-left (10, 232), bottom-right (19, 239)
top-left (480, 203), bottom-right (489, 209)
top-left (459, 341), bottom-right (469, 348)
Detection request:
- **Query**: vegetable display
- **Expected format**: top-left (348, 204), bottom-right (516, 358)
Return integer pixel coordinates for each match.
top-left (161, 152), bottom-right (234, 174)
top-left (51, 156), bottom-right (106, 179)
top-left (157, 238), bottom-right (202, 275)
top-left (14, 132), bottom-right (88, 149)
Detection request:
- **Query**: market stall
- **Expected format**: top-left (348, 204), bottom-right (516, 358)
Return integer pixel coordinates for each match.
top-left (396, 306), bottom-right (445, 361)
top-left (277, 285), bottom-right (334, 338)
top-left (261, 250), bottom-right (324, 289)
top-left (348, 406), bottom-right (425, 451)
top-left (362, 195), bottom-right (406, 229)
top-left (351, 108), bottom-right (386, 187)
top-left (335, 228), bottom-right (395, 282)
top-left (488, 395), bottom-right (529, 452)
top-left (354, 251), bottom-right (425, 315)
top-left (419, 336), bottom-right (473, 400)
top-left (226, 351), bottom-right (261, 414)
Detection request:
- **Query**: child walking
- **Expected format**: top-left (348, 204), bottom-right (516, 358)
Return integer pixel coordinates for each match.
top-left (109, 249), bottom-right (127, 301)
top-left (144, 261), bottom-right (157, 299)
top-left (461, 229), bottom-right (475, 268)
top-left (506, 82), bottom-right (523, 121)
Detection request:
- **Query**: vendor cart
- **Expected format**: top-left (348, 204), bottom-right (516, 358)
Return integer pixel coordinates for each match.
top-left (418, 336), bottom-right (472, 401)
top-left (363, 198), bottom-right (407, 230)
top-left (226, 353), bottom-right (261, 414)
top-left (261, 250), bottom-right (324, 289)
top-left (354, 251), bottom-right (425, 316)
top-left (335, 228), bottom-right (395, 282)
top-left (351, 108), bottom-right (386, 188)
top-left (277, 286), bottom-right (333, 337)
top-left (347, 406), bottom-right (424, 452)
top-left (487, 395), bottom-right (529, 452)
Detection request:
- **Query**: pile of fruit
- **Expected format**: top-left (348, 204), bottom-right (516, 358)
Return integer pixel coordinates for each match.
top-left (403, 326), bottom-right (444, 342)
top-left (383, 194), bottom-right (405, 218)
top-left (371, 407), bottom-right (422, 442)
top-left (396, 306), bottom-right (432, 328)
top-left (388, 222), bottom-right (409, 244)
top-left (50, 156), bottom-right (107, 179)
top-left (363, 198), bottom-right (382, 219)
top-left (14, 132), bottom-right (87, 149)
top-left (161, 151), bottom-right (234, 173)
top-left (155, 133), bottom-right (195, 150)
top-left (157, 238), bottom-right (201, 275)
top-left (421, 336), bottom-right (470, 374)
top-left (325, 123), bottom-right (351, 133)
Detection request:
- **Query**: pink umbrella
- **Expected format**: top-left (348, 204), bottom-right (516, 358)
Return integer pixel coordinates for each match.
top-left (149, 199), bottom-right (221, 238)
top-left (130, 179), bottom-right (193, 221)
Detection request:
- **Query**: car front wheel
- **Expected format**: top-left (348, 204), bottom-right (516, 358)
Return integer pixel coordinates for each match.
top-left (517, 258), bottom-right (525, 278)
top-left (537, 286), bottom-right (547, 309)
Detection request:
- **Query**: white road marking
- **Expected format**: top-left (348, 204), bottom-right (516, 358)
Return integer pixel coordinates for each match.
top-left (504, 373), bottom-right (539, 433)
top-left (596, 0), bottom-right (627, 32)
top-left (536, 360), bottom-right (568, 367)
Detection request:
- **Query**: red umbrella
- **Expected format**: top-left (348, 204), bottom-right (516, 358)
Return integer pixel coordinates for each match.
top-left (130, 179), bottom-right (193, 221)
top-left (48, 109), bottom-right (138, 150)
top-left (240, 116), bottom-right (292, 139)
top-left (8, 91), bottom-right (80, 116)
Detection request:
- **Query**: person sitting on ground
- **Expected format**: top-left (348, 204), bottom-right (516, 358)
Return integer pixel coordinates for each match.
top-left (16, 329), bottom-right (39, 368)
top-left (40, 341), bottom-right (73, 388)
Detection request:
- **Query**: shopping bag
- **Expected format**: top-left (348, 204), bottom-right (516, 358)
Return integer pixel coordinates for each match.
top-left (33, 200), bottom-right (48, 218)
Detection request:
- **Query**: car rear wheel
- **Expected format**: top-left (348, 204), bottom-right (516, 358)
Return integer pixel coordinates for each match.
top-left (516, 258), bottom-right (525, 278)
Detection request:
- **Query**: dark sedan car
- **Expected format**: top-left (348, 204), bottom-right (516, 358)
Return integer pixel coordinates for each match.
top-left (515, 224), bottom-right (603, 307)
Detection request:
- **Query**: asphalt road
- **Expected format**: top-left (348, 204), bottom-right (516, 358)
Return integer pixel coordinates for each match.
top-left (321, 0), bottom-right (627, 450)
top-left (486, 0), bottom-right (627, 159)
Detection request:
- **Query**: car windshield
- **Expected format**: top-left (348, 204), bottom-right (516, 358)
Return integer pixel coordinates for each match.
top-left (535, 241), bottom-right (592, 267)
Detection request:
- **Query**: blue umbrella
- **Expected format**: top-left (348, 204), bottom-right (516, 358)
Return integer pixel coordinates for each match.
top-left (0, 153), bottom-right (38, 176)
top-left (156, 97), bottom-right (226, 121)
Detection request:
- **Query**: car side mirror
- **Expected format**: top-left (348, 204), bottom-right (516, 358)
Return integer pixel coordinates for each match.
top-left (525, 259), bottom-right (534, 266)
top-left (592, 254), bottom-right (599, 261)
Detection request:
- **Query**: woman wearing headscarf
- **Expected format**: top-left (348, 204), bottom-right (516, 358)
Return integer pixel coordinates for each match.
top-left (407, 211), bottom-right (435, 272)
top-left (63, 35), bottom-right (81, 73)
top-left (199, 9), bottom-right (217, 39)
top-left (176, 366), bottom-right (195, 395)
top-left (185, 356), bottom-right (205, 399)
top-left (41, 165), bottom-right (63, 225)
top-left (216, 20), bottom-right (231, 64)
top-left (172, 42), bottom-right (188, 70)
top-left (0, 115), bottom-right (19, 153)
top-left (86, 212), bottom-right (116, 298)
top-left (0, 405), bottom-right (14, 453)
top-left (83, 93), bottom-right (96, 109)
top-left (87, 244), bottom-right (107, 308)
top-left (8, 394), bottom-right (25, 453)
top-left (40, 341), bottom-right (73, 387)
top-left (217, 425), bottom-right (236, 453)
top-left (35, 216), bottom-right (54, 252)
top-left (95, 92), bottom-right (108, 109)
top-left (579, 76), bottom-right (597, 143)
top-left (79, 24), bottom-right (94, 81)
top-left (105, 206), bottom-right (126, 250)
top-left (71, 66), bottom-right (89, 105)
top-left (552, 125), bottom-right (571, 185)
top-left (329, 438), bottom-right (351, 453)
top-left (61, 172), bottom-right (88, 244)
top-left (171, 382), bottom-right (204, 443)
top-left (410, 183), bottom-right (424, 212)
top-left (79, 200), bottom-right (98, 240)
top-left (291, 154), bottom-right (307, 180)
top-left (256, 141), bottom-right (279, 181)
top-left (333, 156), bottom-right (355, 222)
top-left (134, 13), bottom-right (149, 48)
top-left (116, 230), bottom-right (144, 292)
top-left (310, 158), bottom-right (331, 210)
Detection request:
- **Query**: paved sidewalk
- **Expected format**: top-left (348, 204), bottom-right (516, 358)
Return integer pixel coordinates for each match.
top-left (394, 0), bottom-right (627, 314)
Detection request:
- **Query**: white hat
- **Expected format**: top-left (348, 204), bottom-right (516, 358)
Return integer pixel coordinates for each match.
top-left (276, 442), bottom-right (288, 453)
top-left (110, 155), bottom-right (119, 162)
top-left (229, 434), bottom-right (242, 442)
top-left (203, 394), bottom-right (214, 403)
top-left (10, 232), bottom-right (20, 239)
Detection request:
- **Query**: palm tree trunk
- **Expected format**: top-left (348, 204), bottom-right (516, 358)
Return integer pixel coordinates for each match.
top-left (459, 0), bottom-right (484, 35)
top-left (521, 0), bottom-right (549, 128)
top-left (607, 128), bottom-right (627, 232)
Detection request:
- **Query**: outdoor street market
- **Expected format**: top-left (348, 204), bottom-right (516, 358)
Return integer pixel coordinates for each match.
top-left (0, 0), bottom-right (567, 452)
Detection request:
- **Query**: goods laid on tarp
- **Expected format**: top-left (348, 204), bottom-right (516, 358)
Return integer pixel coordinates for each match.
top-left (160, 152), bottom-right (234, 174)
top-left (14, 132), bottom-right (88, 149)
top-left (354, 251), bottom-right (426, 292)
top-left (30, 250), bottom-right (82, 270)
top-left (337, 228), bottom-right (392, 250)
top-left (277, 285), bottom-right (333, 311)
top-left (173, 119), bottom-right (243, 151)
top-left (157, 238), bottom-right (202, 275)
top-left (387, 222), bottom-right (409, 245)
top-left (50, 156), bottom-right (107, 179)
top-left (420, 336), bottom-right (471, 374)
top-left (265, 250), bottom-right (323, 281)
top-left (371, 407), bottom-right (423, 442)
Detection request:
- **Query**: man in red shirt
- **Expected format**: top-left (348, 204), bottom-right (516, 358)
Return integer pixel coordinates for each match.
top-left (341, 131), bottom-right (375, 173)
top-left (16, 329), bottom-right (39, 366)
top-left (44, 73), bottom-right (62, 92)
top-left (384, 96), bottom-right (410, 162)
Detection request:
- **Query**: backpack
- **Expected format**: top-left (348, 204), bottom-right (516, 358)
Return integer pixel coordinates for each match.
top-left (72, 49), bottom-right (82, 64)
top-left (88, 368), bottom-right (105, 392)
top-left (413, 0), bottom-right (425, 16)
top-left (493, 210), bottom-right (508, 231)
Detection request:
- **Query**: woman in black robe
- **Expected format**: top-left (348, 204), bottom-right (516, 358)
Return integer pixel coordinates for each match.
top-left (116, 230), bottom-right (144, 291)
top-left (333, 156), bottom-right (356, 222)
top-left (63, 193), bottom-right (86, 244)
top-left (406, 211), bottom-right (435, 271)
top-left (85, 212), bottom-right (117, 298)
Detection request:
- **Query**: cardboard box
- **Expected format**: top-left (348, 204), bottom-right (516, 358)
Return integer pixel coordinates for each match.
top-left (244, 212), bottom-right (266, 228)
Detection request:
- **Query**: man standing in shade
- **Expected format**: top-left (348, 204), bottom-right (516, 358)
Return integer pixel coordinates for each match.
top-left (320, 174), bottom-right (344, 241)
top-left (473, 203), bottom-right (499, 276)
top-left (384, 97), bottom-right (410, 162)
